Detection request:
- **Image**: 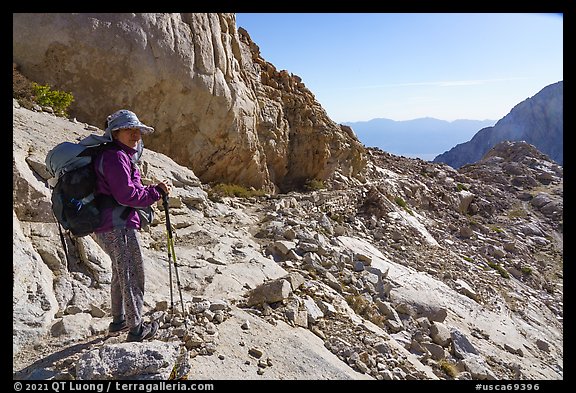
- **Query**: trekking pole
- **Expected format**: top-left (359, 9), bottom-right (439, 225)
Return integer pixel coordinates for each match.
top-left (55, 218), bottom-right (71, 268)
top-left (161, 192), bottom-right (188, 329)
top-left (161, 191), bottom-right (175, 319)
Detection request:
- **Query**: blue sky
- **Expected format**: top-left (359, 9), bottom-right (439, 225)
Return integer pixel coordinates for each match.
top-left (235, 13), bottom-right (563, 123)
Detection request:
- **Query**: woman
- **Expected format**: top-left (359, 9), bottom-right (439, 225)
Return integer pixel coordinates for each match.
top-left (93, 109), bottom-right (170, 342)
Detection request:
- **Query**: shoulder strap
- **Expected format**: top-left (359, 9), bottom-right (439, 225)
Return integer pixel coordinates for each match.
top-left (77, 142), bottom-right (120, 157)
top-left (88, 142), bottom-right (133, 221)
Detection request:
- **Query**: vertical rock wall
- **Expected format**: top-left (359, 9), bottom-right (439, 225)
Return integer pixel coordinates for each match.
top-left (13, 13), bottom-right (365, 192)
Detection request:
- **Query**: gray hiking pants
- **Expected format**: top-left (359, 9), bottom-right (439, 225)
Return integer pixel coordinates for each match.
top-left (95, 228), bottom-right (145, 329)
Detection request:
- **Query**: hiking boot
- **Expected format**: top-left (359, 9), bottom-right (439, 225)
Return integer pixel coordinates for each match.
top-left (108, 320), bottom-right (129, 335)
top-left (126, 321), bottom-right (159, 342)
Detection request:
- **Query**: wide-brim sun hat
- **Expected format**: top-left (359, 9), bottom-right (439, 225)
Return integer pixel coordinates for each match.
top-left (105, 109), bottom-right (155, 135)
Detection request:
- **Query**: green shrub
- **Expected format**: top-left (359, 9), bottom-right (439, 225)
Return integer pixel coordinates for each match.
top-left (520, 266), bottom-right (533, 275)
top-left (489, 225), bottom-right (504, 233)
top-left (467, 215), bottom-right (479, 226)
top-left (304, 178), bottom-right (325, 191)
top-left (487, 261), bottom-right (510, 279)
top-left (394, 196), bottom-right (413, 216)
top-left (456, 183), bottom-right (468, 191)
top-left (394, 196), bottom-right (407, 208)
top-left (439, 359), bottom-right (458, 378)
top-left (31, 82), bottom-right (74, 117)
top-left (208, 183), bottom-right (265, 200)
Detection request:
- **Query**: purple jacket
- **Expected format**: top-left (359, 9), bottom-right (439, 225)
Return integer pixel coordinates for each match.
top-left (93, 141), bottom-right (162, 233)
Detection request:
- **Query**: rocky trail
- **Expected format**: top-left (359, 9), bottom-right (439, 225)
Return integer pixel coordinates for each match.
top-left (13, 102), bottom-right (563, 380)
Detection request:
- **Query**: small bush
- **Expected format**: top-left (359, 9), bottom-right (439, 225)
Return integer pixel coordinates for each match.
top-left (520, 266), bottom-right (533, 275)
top-left (394, 196), bottom-right (413, 216)
top-left (467, 215), bottom-right (479, 226)
top-left (345, 294), bottom-right (370, 315)
top-left (507, 205), bottom-right (528, 219)
top-left (394, 196), bottom-right (407, 208)
top-left (304, 178), bottom-right (325, 191)
top-left (344, 294), bottom-right (385, 327)
top-left (208, 183), bottom-right (266, 201)
top-left (456, 183), bottom-right (468, 191)
top-left (439, 359), bottom-right (458, 378)
top-left (489, 225), bottom-right (504, 233)
top-left (31, 82), bottom-right (74, 117)
top-left (487, 261), bottom-right (510, 279)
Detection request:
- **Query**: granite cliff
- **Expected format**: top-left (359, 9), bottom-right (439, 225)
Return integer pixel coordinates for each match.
top-left (12, 13), bottom-right (365, 193)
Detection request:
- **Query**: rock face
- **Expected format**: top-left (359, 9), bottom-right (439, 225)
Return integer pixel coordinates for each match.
top-left (12, 13), bottom-right (365, 193)
top-left (433, 81), bottom-right (563, 168)
top-left (13, 101), bottom-right (563, 380)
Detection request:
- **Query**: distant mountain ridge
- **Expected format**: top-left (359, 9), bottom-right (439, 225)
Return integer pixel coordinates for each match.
top-left (343, 117), bottom-right (496, 161)
top-left (433, 81), bottom-right (563, 168)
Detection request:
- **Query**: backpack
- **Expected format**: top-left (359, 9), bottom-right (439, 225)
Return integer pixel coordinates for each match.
top-left (45, 133), bottom-right (129, 237)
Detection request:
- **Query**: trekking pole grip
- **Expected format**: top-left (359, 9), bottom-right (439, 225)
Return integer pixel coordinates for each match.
top-left (160, 190), bottom-right (174, 238)
top-left (159, 187), bottom-right (168, 205)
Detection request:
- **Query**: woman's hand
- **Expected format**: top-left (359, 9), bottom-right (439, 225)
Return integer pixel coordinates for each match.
top-left (156, 180), bottom-right (171, 196)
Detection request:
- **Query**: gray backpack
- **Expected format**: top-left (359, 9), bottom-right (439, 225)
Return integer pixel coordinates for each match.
top-left (45, 134), bottom-right (122, 237)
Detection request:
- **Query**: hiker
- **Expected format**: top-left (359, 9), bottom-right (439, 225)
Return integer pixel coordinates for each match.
top-left (92, 109), bottom-right (170, 342)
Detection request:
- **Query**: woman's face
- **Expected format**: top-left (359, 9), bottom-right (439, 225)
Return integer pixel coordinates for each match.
top-left (114, 127), bottom-right (142, 149)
